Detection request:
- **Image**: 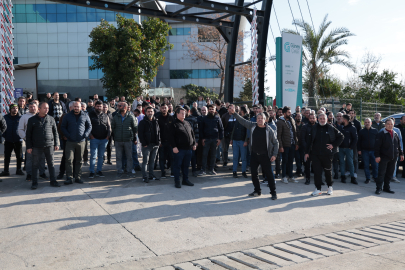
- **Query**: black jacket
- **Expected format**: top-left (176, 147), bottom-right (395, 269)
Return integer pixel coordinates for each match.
top-left (337, 122), bottom-right (357, 149)
top-left (352, 118), bottom-right (361, 134)
top-left (185, 115), bottom-right (199, 142)
top-left (89, 110), bottom-right (111, 140)
top-left (306, 123), bottom-right (344, 156)
top-left (375, 129), bottom-right (403, 160)
top-left (358, 127), bottom-right (378, 151)
top-left (395, 124), bottom-right (405, 139)
top-left (156, 113), bottom-right (174, 143)
top-left (138, 117), bottom-right (160, 146)
top-left (26, 114), bottom-right (59, 149)
top-left (300, 122), bottom-right (315, 149)
top-left (169, 118), bottom-right (196, 150)
top-left (2, 114), bottom-right (20, 142)
top-left (218, 106), bottom-right (227, 117)
top-left (200, 114), bottom-right (224, 140)
top-left (231, 114), bottom-right (249, 141)
top-left (0, 114), bottom-right (7, 135)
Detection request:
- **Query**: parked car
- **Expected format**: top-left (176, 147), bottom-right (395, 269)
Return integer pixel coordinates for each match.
top-left (382, 113), bottom-right (405, 125)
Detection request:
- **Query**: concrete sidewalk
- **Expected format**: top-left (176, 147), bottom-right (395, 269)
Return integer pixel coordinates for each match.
top-left (1, 148), bottom-right (405, 269)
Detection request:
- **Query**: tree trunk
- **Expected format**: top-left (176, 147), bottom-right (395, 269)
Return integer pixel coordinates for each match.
top-left (218, 71), bottom-right (225, 100)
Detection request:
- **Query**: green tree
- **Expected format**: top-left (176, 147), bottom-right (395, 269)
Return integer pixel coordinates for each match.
top-left (284, 14), bottom-right (355, 106)
top-left (317, 77), bottom-right (342, 97)
top-left (88, 15), bottom-right (173, 101)
top-left (182, 84), bottom-right (219, 104)
top-left (235, 79), bottom-right (252, 101)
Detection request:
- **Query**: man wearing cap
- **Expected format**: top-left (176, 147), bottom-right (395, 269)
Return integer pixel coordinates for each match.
top-left (0, 104), bottom-right (23, 177)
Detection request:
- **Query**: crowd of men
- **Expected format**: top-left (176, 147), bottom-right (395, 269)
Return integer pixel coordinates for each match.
top-left (0, 94), bottom-right (404, 198)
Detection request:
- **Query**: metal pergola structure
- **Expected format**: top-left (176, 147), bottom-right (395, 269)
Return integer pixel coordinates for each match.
top-left (50, 0), bottom-right (273, 104)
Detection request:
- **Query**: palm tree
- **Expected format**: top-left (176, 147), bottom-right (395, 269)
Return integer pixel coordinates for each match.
top-left (284, 14), bottom-right (355, 106)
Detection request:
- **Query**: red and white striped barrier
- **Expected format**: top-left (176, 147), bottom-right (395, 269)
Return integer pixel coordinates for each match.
top-left (251, 7), bottom-right (259, 106)
top-left (1, 0), bottom-right (13, 115)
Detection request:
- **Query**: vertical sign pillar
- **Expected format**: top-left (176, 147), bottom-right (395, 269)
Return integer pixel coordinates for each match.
top-left (251, 8), bottom-right (259, 106)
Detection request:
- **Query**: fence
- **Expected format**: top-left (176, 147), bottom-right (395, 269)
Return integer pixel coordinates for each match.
top-left (303, 98), bottom-right (404, 122)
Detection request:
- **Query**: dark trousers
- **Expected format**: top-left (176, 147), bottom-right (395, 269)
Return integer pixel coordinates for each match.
top-left (4, 141), bottom-right (22, 172)
top-left (202, 139), bottom-right (218, 171)
top-left (32, 146), bottom-right (56, 184)
top-left (106, 135), bottom-right (113, 160)
top-left (190, 150), bottom-right (197, 172)
top-left (281, 145), bottom-right (295, 178)
top-left (251, 152), bottom-right (276, 193)
top-left (295, 147), bottom-right (304, 174)
top-left (333, 152), bottom-right (340, 176)
top-left (221, 136), bottom-right (231, 163)
top-left (312, 155), bottom-right (333, 190)
top-left (196, 139), bottom-right (203, 170)
top-left (275, 153), bottom-right (281, 175)
top-left (159, 141), bottom-right (173, 174)
top-left (173, 149), bottom-right (192, 184)
top-left (65, 141), bottom-right (85, 179)
top-left (376, 157), bottom-right (396, 190)
top-left (83, 138), bottom-right (89, 162)
top-left (304, 155), bottom-right (311, 179)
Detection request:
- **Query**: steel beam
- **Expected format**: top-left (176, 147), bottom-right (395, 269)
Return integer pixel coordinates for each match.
top-left (49, 0), bottom-right (234, 28)
top-left (223, 0), bottom-right (244, 103)
top-left (257, 0), bottom-right (273, 105)
top-left (124, 0), bottom-right (141, 10)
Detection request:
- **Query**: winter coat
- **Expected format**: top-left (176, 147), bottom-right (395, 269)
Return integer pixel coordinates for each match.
top-left (372, 120), bottom-right (385, 131)
top-left (358, 127), bottom-right (378, 151)
top-left (60, 111), bottom-right (92, 143)
top-left (111, 111), bottom-right (138, 142)
top-left (138, 116), bottom-right (160, 146)
top-left (2, 114), bottom-right (21, 142)
top-left (375, 129), bottom-right (403, 160)
top-left (200, 114), bottom-right (224, 140)
top-left (18, 112), bottom-right (35, 140)
top-left (336, 122), bottom-right (358, 149)
top-left (276, 116), bottom-right (298, 149)
top-left (185, 115), bottom-right (199, 142)
top-left (157, 113), bottom-right (174, 143)
top-left (305, 123), bottom-right (344, 156)
top-left (89, 111), bottom-right (111, 140)
top-left (231, 114), bottom-right (249, 142)
top-left (169, 118), bottom-right (196, 150)
top-left (26, 114), bottom-right (59, 148)
top-left (233, 112), bottom-right (279, 159)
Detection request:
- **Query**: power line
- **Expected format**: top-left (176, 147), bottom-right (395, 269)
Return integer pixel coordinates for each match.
top-left (272, 2), bottom-right (282, 35)
top-left (266, 44), bottom-right (276, 70)
top-left (287, 0), bottom-right (299, 32)
top-left (305, 0), bottom-right (315, 31)
top-left (269, 25), bottom-right (276, 42)
top-left (296, 0), bottom-right (305, 23)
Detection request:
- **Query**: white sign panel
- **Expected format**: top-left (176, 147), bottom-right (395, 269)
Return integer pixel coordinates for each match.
top-left (282, 32), bottom-right (302, 109)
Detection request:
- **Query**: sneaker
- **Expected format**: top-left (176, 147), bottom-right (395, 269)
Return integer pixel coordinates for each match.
top-left (345, 171), bottom-right (350, 177)
top-left (161, 173), bottom-right (167, 179)
top-left (106, 160), bottom-right (113, 165)
top-left (148, 176), bottom-right (160, 181)
top-left (260, 180), bottom-right (267, 184)
top-left (143, 177), bottom-right (149, 183)
top-left (282, 177), bottom-right (288, 184)
top-left (39, 173), bottom-right (48, 179)
top-left (26, 174), bottom-right (32, 181)
top-left (391, 177), bottom-right (400, 183)
top-left (341, 176), bottom-right (347, 183)
top-left (198, 170), bottom-right (206, 176)
top-left (75, 178), bottom-right (84, 184)
top-left (57, 173), bottom-right (64, 180)
top-left (304, 178), bottom-right (310, 185)
top-left (0, 171), bottom-right (10, 177)
top-left (31, 183), bottom-right (38, 189)
top-left (354, 173), bottom-right (358, 178)
top-left (233, 172), bottom-right (238, 178)
top-left (223, 162), bottom-right (227, 167)
top-left (96, 171), bottom-right (104, 177)
top-left (207, 170), bottom-right (217, 175)
top-left (242, 172), bottom-right (248, 178)
top-left (16, 169), bottom-right (24, 175)
top-left (327, 186), bottom-right (333, 195)
top-left (182, 180), bottom-right (194, 186)
top-left (274, 174), bottom-right (280, 179)
top-left (365, 179), bottom-right (370, 184)
top-left (192, 171), bottom-right (198, 177)
top-left (131, 169), bottom-right (136, 174)
top-left (270, 192), bottom-right (277, 200)
top-left (311, 189), bottom-right (322, 196)
top-left (248, 191), bottom-right (261, 197)
top-left (170, 174), bottom-right (175, 178)
top-left (50, 181), bottom-right (61, 187)
top-left (88, 173), bottom-right (95, 179)
top-left (351, 177), bottom-right (358, 185)
top-left (289, 177), bottom-right (299, 183)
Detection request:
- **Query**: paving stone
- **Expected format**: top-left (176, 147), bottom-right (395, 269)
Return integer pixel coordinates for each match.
top-left (243, 248), bottom-right (294, 267)
top-left (193, 259), bottom-right (228, 270)
top-left (322, 233), bottom-right (370, 249)
top-left (174, 262), bottom-right (205, 270)
top-left (155, 267), bottom-right (176, 270)
top-left (259, 246), bottom-right (309, 263)
top-left (227, 252), bottom-right (277, 269)
top-left (382, 224), bottom-right (405, 233)
top-left (336, 231), bottom-right (385, 246)
top-left (367, 226), bottom-right (405, 239)
top-left (288, 239), bottom-right (340, 256)
top-left (210, 255), bottom-right (254, 270)
top-left (299, 237), bottom-right (353, 253)
top-left (273, 243), bottom-right (324, 260)
top-left (356, 228), bottom-right (401, 242)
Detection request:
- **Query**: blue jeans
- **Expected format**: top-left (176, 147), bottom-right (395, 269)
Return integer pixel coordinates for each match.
top-left (362, 150), bottom-right (378, 179)
top-left (173, 149), bottom-right (192, 183)
top-left (339, 148), bottom-right (354, 177)
top-left (281, 145), bottom-right (295, 178)
top-left (232, 140), bottom-right (247, 172)
top-left (89, 138), bottom-right (108, 173)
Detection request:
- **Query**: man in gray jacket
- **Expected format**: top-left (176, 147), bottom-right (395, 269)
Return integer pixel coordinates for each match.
top-left (229, 105), bottom-right (279, 200)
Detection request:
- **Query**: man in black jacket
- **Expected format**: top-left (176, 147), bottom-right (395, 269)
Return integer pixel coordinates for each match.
top-left (47, 92), bottom-right (67, 125)
top-left (338, 115), bottom-right (358, 184)
top-left (138, 106), bottom-right (160, 182)
top-left (198, 104), bottom-right (224, 176)
top-left (358, 118), bottom-right (379, 183)
top-left (184, 105), bottom-right (199, 177)
top-left (375, 118), bottom-right (404, 194)
top-left (169, 107), bottom-right (196, 188)
top-left (300, 113), bottom-right (316, 185)
top-left (1, 104), bottom-right (23, 176)
top-left (88, 100), bottom-right (111, 178)
top-left (26, 102), bottom-right (60, 189)
top-left (156, 103), bottom-right (174, 178)
top-left (215, 100), bottom-right (227, 117)
top-left (349, 109), bottom-right (361, 177)
top-left (395, 115), bottom-right (405, 178)
top-left (305, 113), bottom-right (344, 196)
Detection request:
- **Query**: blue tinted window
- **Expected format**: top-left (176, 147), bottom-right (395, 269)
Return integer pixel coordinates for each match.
top-left (191, 70), bottom-right (199, 79)
top-left (96, 13), bottom-right (105, 21)
top-left (169, 28), bottom-right (176, 35)
top-left (15, 14), bottom-right (26, 23)
top-left (67, 13), bottom-right (77, 22)
top-left (26, 14), bottom-right (37, 23)
top-left (184, 28), bottom-right (191, 35)
top-left (87, 12), bottom-right (96, 22)
top-left (177, 28), bottom-right (184, 35)
top-left (76, 6), bottom-right (87, 13)
top-left (170, 69), bottom-right (221, 79)
top-left (105, 11), bottom-right (115, 21)
top-left (67, 5), bottom-right (77, 13)
top-left (38, 13), bottom-right (47, 23)
top-left (26, 4), bottom-right (35, 14)
top-left (47, 13), bottom-right (57, 22)
top-left (35, 4), bottom-right (47, 13)
top-left (199, 69), bottom-right (206, 78)
top-left (77, 13), bottom-right (87, 22)
top-left (46, 4), bottom-right (57, 13)
top-left (16, 5), bottom-right (26, 13)
top-left (89, 69), bottom-right (98, 79)
top-left (57, 4), bottom-right (67, 13)
top-left (98, 69), bottom-right (104, 79)
top-left (57, 13), bottom-right (67, 22)
top-left (206, 69), bottom-right (214, 78)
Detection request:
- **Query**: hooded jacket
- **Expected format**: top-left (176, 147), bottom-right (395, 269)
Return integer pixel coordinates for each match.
top-left (18, 111), bottom-right (36, 140)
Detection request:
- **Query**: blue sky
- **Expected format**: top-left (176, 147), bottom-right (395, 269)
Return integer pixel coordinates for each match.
top-left (239, 0), bottom-right (405, 97)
